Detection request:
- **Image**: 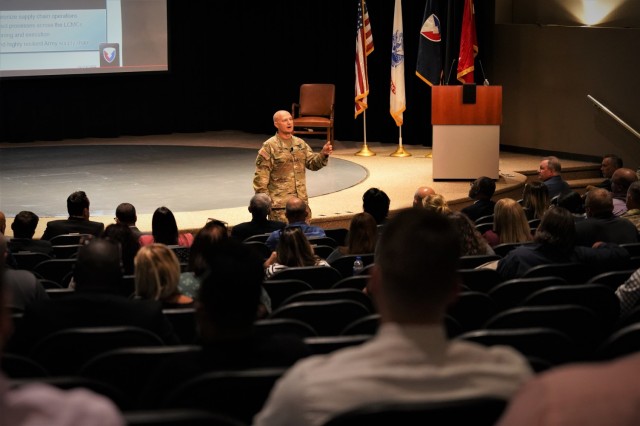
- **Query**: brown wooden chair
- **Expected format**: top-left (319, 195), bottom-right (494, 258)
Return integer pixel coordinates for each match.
top-left (291, 83), bottom-right (335, 144)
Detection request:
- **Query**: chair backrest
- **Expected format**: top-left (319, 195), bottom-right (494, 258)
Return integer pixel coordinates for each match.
top-left (587, 269), bottom-right (635, 290)
top-left (475, 214), bottom-right (495, 225)
top-left (331, 275), bottom-right (370, 291)
top-left (49, 233), bottom-right (92, 246)
top-left (1, 352), bottom-right (50, 378)
top-left (340, 313), bottom-right (380, 336)
top-left (522, 283), bottom-right (620, 332)
top-left (620, 242), bottom-right (640, 257)
top-left (243, 241), bottom-right (272, 262)
top-left (263, 279), bottom-right (314, 310)
top-left (162, 368), bottom-right (287, 424)
top-left (521, 262), bottom-right (594, 284)
top-left (474, 223), bottom-right (494, 235)
top-left (79, 345), bottom-right (202, 407)
top-left (29, 325), bottom-right (165, 376)
top-left (269, 265), bottom-right (343, 290)
top-left (45, 287), bottom-right (76, 299)
top-left (446, 291), bottom-right (498, 333)
top-left (269, 300), bottom-right (371, 336)
top-left (488, 276), bottom-right (568, 311)
top-left (297, 84), bottom-right (335, 117)
top-left (253, 318), bottom-right (318, 338)
top-left (242, 233), bottom-right (271, 243)
top-left (163, 308), bottom-right (197, 344)
top-left (324, 228), bottom-right (348, 246)
top-left (304, 335), bottom-right (372, 355)
top-left (280, 288), bottom-right (374, 314)
top-left (123, 409), bottom-right (248, 426)
top-left (492, 242), bottom-right (533, 258)
top-left (595, 323), bottom-right (640, 360)
top-left (329, 254), bottom-right (375, 279)
top-left (458, 254), bottom-right (501, 269)
top-left (307, 236), bottom-right (339, 248)
top-left (457, 268), bottom-right (503, 293)
top-left (457, 327), bottom-right (578, 365)
top-left (51, 244), bottom-right (82, 259)
top-left (483, 304), bottom-right (604, 358)
top-left (322, 397), bottom-right (507, 426)
top-left (312, 244), bottom-right (335, 260)
top-left (32, 258), bottom-right (77, 286)
top-left (11, 251), bottom-right (52, 271)
top-left (167, 245), bottom-right (190, 264)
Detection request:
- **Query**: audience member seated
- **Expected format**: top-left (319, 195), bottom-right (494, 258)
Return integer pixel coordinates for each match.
top-left (0, 211), bottom-right (4, 235)
top-left (622, 181), bottom-right (640, 232)
top-left (134, 244), bottom-right (194, 309)
top-left (585, 154), bottom-right (623, 193)
top-left (12, 238), bottom-right (180, 354)
top-left (138, 239), bottom-right (310, 408)
top-left (1, 236), bottom-right (48, 312)
top-left (326, 212), bottom-right (378, 263)
top-left (231, 193), bottom-right (286, 241)
top-left (496, 206), bottom-right (629, 281)
top-left (574, 188), bottom-right (639, 247)
top-left (447, 211), bottom-right (495, 256)
top-left (254, 208), bottom-right (533, 426)
top-left (8, 210), bottom-right (54, 256)
top-left (115, 202), bottom-right (144, 239)
top-left (615, 267), bottom-right (640, 320)
top-left (412, 186), bottom-right (436, 208)
top-left (521, 180), bottom-right (550, 221)
top-left (483, 198), bottom-right (533, 247)
top-left (139, 206), bottom-right (194, 248)
top-left (538, 156), bottom-right (570, 199)
top-left (102, 223), bottom-right (140, 276)
top-left (264, 227), bottom-right (330, 279)
top-left (421, 193), bottom-right (452, 215)
top-left (41, 190), bottom-right (105, 240)
top-left (461, 176), bottom-right (496, 222)
top-left (556, 190), bottom-right (586, 220)
top-left (496, 352), bottom-right (640, 426)
top-left (265, 197), bottom-right (325, 251)
top-left (610, 167), bottom-right (638, 216)
top-left (0, 247), bottom-right (125, 425)
top-left (362, 187), bottom-right (391, 233)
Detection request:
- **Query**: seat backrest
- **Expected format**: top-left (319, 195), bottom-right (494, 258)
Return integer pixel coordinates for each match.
top-left (322, 397), bottom-right (507, 426)
top-left (312, 244), bottom-right (335, 260)
top-left (280, 288), bottom-right (374, 314)
top-left (620, 242), bottom-right (640, 257)
top-left (595, 323), bottom-right (640, 361)
top-left (51, 244), bottom-right (82, 259)
top-left (263, 279), bottom-right (314, 310)
top-left (11, 252), bottom-right (52, 271)
top-left (243, 233), bottom-right (271, 243)
top-left (457, 327), bottom-right (578, 365)
top-left (304, 335), bottom-right (372, 355)
top-left (298, 84), bottom-right (335, 116)
top-left (79, 345), bottom-right (201, 407)
top-left (329, 254), bottom-right (375, 279)
top-left (162, 368), bottom-right (286, 424)
top-left (458, 254), bottom-right (501, 269)
top-left (446, 291), bottom-right (498, 332)
top-left (253, 318), bottom-right (318, 338)
top-left (1, 352), bottom-right (50, 378)
top-left (488, 276), bottom-right (568, 310)
top-left (243, 241), bottom-right (272, 261)
top-left (29, 325), bottom-right (165, 376)
top-left (269, 266), bottom-right (343, 289)
top-left (163, 308), bottom-right (197, 344)
top-left (492, 242), bottom-right (533, 258)
top-left (340, 313), bottom-right (380, 336)
top-left (49, 233), bottom-right (92, 246)
top-left (307, 236), bottom-right (339, 248)
top-left (457, 268), bottom-right (503, 293)
top-left (123, 409), bottom-right (247, 426)
top-left (269, 300), bottom-right (370, 336)
top-left (587, 269), bottom-right (635, 290)
top-left (331, 275), bottom-right (370, 291)
top-left (32, 258), bottom-right (77, 286)
top-left (475, 214), bottom-right (495, 225)
top-left (521, 262), bottom-right (594, 284)
top-left (323, 228), bottom-right (348, 246)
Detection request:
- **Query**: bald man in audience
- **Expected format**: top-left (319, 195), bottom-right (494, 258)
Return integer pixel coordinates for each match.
top-left (412, 186), bottom-right (436, 208)
top-left (622, 181), bottom-right (640, 232)
top-left (610, 167), bottom-right (638, 216)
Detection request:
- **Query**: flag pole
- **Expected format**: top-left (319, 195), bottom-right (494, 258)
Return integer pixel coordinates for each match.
top-left (390, 125), bottom-right (411, 157)
top-left (355, 110), bottom-right (376, 156)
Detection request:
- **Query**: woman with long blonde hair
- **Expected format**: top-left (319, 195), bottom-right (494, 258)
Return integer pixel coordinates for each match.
top-left (483, 198), bottom-right (533, 247)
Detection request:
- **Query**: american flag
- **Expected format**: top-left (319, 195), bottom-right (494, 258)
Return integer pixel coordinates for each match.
top-left (355, 0), bottom-right (374, 118)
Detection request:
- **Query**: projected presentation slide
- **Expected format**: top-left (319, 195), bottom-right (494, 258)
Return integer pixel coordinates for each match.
top-left (0, 0), bottom-right (168, 77)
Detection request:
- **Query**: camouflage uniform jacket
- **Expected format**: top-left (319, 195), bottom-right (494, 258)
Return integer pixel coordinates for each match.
top-left (253, 134), bottom-right (328, 209)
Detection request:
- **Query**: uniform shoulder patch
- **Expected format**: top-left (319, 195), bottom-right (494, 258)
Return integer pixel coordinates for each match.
top-left (259, 148), bottom-right (270, 161)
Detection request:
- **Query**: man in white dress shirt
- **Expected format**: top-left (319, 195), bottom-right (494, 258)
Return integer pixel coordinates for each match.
top-left (253, 208), bottom-right (533, 426)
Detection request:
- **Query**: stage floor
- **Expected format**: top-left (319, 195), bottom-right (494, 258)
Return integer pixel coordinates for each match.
top-left (0, 131), bottom-right (597, 236)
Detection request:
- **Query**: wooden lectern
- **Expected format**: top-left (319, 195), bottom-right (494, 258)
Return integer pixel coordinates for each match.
top-left (431, 85), bottom-right (502, 180)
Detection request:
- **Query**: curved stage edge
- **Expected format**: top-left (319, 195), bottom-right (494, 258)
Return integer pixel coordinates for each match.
top-left (1, 131), bottom-right (597, 236)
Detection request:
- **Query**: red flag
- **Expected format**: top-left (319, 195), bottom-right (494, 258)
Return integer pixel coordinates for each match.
top-left (457, 0), bottom-right (478, 84)
top-left (355, 0), bottom-right (374, 118)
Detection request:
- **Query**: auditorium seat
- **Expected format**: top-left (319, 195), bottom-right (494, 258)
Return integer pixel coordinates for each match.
top-left (446, 291), bottom-right (498, 333)
top-left (457, 268), bottom-right (503, 293)
top-left (262, 279), bottom-right (313, 310)
top-left (269, 300), bottom-right (370, 336)
top-left (487, 276), bottom-right (568, 311)
top-left (279, 288), bottom-right (374, 314)
top-left (329, 254), bottom-right (374, 279)
top-left (268, 265), bottom-right (342, 290)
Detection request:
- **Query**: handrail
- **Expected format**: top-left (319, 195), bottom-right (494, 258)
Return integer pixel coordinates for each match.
top-left (587, 95), bottom-right (640, 140)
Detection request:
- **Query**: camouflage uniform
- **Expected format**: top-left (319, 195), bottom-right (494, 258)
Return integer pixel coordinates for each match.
top-left (253, 134), bottom-right (328, 222)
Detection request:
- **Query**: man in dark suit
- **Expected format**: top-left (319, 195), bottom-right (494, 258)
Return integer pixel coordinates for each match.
top-left (8, 211), bottom-right (53, 256)
top-left (231, 193), bottom-right (285, 241)
top-left (574, 188), bottom-right (639, 247)
top-left (461, 176), bottom-right (496, 222)
top-left (10, 238), bottom-right (179, 354)
top-left (115, 202), bottom-right (144, 238)
top-left (41, 191), bottom-right (104, 240)
top-left (538, 156), bottom-right (571, 199)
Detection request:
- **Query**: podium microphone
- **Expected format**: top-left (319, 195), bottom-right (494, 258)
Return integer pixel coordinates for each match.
top-left (478, 60), bottom-right (490, 86)
top-left (445, 59), bottom-right (457, 85)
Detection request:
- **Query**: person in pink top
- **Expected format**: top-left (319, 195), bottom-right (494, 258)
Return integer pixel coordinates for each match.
top-left (139, 206), bottom-right (194, 247)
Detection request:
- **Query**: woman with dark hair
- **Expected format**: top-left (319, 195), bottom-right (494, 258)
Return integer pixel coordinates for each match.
top-left (264, 227), bottom-right (329, 279)
top-left (326, 212), bottom-right (378, 263)
top-left (496, 206), bottom-right (628, 280)
top-left (139, 206), bottom-right (194, 247)
top-left (362, 187), bottom-right (390, 225)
